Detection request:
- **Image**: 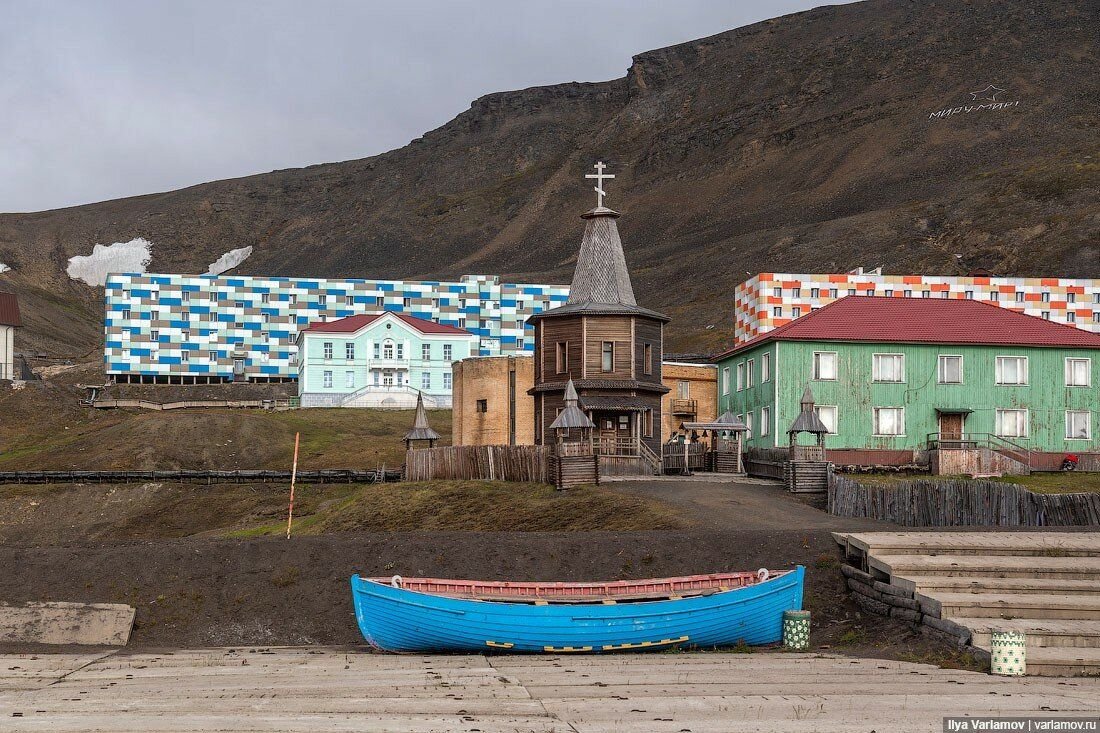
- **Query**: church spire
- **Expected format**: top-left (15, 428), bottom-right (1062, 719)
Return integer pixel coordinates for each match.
top-left (567, 162), bottom-right (637, 308)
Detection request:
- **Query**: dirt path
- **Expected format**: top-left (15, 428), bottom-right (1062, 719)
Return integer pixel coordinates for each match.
top-left (604, 476), bottom-right (892, 531)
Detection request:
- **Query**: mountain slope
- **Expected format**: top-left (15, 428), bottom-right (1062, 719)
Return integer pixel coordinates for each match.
top-left (1, 0), bottom-right (1097, 355)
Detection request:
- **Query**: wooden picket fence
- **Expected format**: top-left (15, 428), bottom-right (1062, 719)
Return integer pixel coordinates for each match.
top-left (404, 445), bottom-right (551, 484)
top-left (828, 473), bottom-right (1100, 526)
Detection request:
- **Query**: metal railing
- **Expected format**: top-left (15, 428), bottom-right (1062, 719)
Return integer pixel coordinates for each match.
top-left (926, 432), bottom-right (1032, 468)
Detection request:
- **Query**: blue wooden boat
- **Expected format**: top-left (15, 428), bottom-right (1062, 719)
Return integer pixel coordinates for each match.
top-left (350, 566), bottom-right (804, 653)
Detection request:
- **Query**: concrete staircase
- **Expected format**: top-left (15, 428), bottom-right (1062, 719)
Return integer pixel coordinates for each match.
top-left (835, 531), bottom-right (1100, 676)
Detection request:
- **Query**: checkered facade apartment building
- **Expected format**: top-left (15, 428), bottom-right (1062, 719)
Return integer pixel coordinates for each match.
top-left (734, 271), bottom-right (1100, 345)
top-left (104, 273), bottom-right (569, 383)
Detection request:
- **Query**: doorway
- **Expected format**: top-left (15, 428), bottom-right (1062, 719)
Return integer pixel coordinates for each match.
top-left (938, 412), bottom-right (965, 444)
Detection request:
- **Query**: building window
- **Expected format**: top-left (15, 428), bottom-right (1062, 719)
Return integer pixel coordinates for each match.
top-left (792, 306), bottom-right (802, 318)
top-left (643, 409), bottom-right (654, 438)
top-left (373, 343), bottom-right (380, 359)
top-left (443, 344), bottom-right (453, 362)
top-left (1066, 358), bottom-right (1091, 387)
top-left (938, 355), bottom-right (963, 384)
top-left (1041, 311), bottom-right (1050, 320)
top-left (873, 407), bottom-right (904, 436)
top-left (940, 291), bottom-right (949, 299)
top-left (1041, 291), bottom-right (1051, 302)
top-left (813, 351), bottom-right (837, 381)
top-left (209, 350), bottom-right (218, 361)
top-left (1015, 291), bottom-right (1024, 302)
top-left (884, 289), bottom-right (893, 297)
top-left (996, 408), bottom-right (1028, 438)
top-left (744, 411), bottom-right (754, 439)
top-left (555, 342), bottom-right (568, 374)
top-left (422, 344), bottom-right (431, 361)
top-left (872, 353), bottom-right (905, 383)
top-left (736, 362), bottom-right (745, 391)
top-left (1068, 312), bottom-right (1077, 323)
top-left (151, 329), bottom-right (159, 341)
top-left (376, 296), bottom-right (384, 306)
top-left (121, 309), bottom-right (131, 320)
top-left (746, 359), bottom-right (755, 388)
top-left (1095, 313), bottom-right (1100, 324)
top-left (422, 372), bottom-right (431, 390)
top-left (318, 295), bottom-right (327, 306)
top-left (346, 343), bottom-right (355, 360)
top-left (345, 371), bottom-right (355, 389)
top-left (1068, 292), bottom-right (1077, 303)
top-left (761, 353), bottom-right (771, 382)
top-left (260, 293), bottom-right (270, 304)
top-left (601, 342), bottom-right (614, 372)
top-left (964, 291), bottom-right (973, 299)
top-left (815, 405), bottom-right (838, 435)
top-left (1066, 411), bottom-right (1091, 440)
top-left (476, 399), bottom-right (488, 413)
top-left (181, 350), bottom-right (190, 362)
top-left (443, 372), bottom-right (452, 390)
top-left (772, 307), bottom-right (782, 318)
top-left (772, 287), bottom-right (781, 297)
top-left (904, 290), bottom-right (912, 297)
top-left (323, 342), bottom-right (333, 360)
top-left (643, 343), bottom-right (653, 375)
top-left (847, 289), bottom-right (856, 296)
top-left (721, 367), bottom-right (730, 395)
top-left (402, 297), bottom-right (411, 307)
top-left (396, 343), bottom-right (404, 359)
top-left (260, 352), bottom-right (270, 363)
top-left (995, 356), bottom-right (1028, 385)
top-left (760, 406), bottom-right (770, 436)
top-left (810, 288), bottom-right (819, 298)
top-left (921, 290), bottom-right (930, 298)
top-left (990, 291), bottom-right (1000, 301)
top-left (792, 288), bottom-right (801, 298)
top-left (345, 295), bottom-right (354, 306)
top-left (323, 370), bottom-right (333, 388)
top-left (383, 341), bottom-right (394, 359)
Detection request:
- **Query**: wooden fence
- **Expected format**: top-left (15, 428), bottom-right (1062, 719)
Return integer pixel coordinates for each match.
top-left (404, 445), bottom-right (551, 484)
top-left (91, 398), bottom-right (299, 410)
top-left (743, 446), bottom-right (788, 480)
top-left (828, 473), bottom-right (1100, 526)
top-left (0, 468), bottom-right (401, 485)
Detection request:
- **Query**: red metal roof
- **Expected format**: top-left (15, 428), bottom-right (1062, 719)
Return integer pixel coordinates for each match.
top-left (301, 312), bottom-right (472, 336)
top-left (716, 296), bottom-right (1100, 359)
top-left (0, 292), bottom-right (21, 327)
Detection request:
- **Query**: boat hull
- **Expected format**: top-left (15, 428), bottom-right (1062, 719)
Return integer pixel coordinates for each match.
top-left (351, 566), bottom-right (804, 653)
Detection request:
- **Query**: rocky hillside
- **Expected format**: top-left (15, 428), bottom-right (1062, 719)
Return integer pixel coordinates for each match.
top-left (1, 0), bottom-right (1097, 355)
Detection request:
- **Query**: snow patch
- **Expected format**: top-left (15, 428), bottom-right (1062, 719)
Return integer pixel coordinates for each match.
top-left (0, 263), bottom-right (10, 274)
top-left (207, 246), bottom-right (253, 276)
top-left (66, 238), bottom-right (153, 287)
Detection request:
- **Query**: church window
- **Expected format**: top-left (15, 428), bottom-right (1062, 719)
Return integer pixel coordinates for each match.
top-left (556, 342), bottom-right (568, 374)
top-left (601, 342), bottom-right (614, 372)
top-left (643, 343), bottom-right (653, 375)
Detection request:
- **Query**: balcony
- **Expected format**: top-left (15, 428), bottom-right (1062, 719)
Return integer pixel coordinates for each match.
top-left (670, 398), bottom-right (698, 416)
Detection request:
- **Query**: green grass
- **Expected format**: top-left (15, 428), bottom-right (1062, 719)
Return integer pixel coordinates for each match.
top-left (223, 480), bottom-right (686, 536)
top-left (843, 472), bottom-right (1100, 494)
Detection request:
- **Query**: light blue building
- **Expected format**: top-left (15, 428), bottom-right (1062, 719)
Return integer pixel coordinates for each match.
top-left (103, 273), bottom-right (569, 383)
top-left (297, 312), bottom-right (477, 408)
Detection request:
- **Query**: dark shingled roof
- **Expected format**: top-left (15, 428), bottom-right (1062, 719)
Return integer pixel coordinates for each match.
top-left (549, 379), bottom-right (595, 430)
top-left (528, 208), bottom-right (669, 323)
top-left (403, 392), bottom-right (441, 442)
top-left (0, 292), bottom-right (21, 328)
top-left (788, 386), bottom-right (830, 435)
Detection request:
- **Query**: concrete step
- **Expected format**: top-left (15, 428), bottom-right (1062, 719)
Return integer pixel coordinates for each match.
top-left (932, 592), bottom-right (1100, 621)
top-left (837, 531), bottom-right (1100, 558)
top-left (1025, 646), bottom-right (1100, 677)
top-left (893, 575), bottom-right (1100, 596)
top-left (871, 554), bottom-right (1100, 580)
top-left (968, 618), bottom-right (1100, 650)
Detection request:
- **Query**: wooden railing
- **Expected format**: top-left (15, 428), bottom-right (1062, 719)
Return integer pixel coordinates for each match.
top-left (594, 436), bottom-right (639, 457)
top-left (670, 398), bottom-right (698, 416)
top-left (405, 445), bottom-right (551, 483)
top-left (926, 432), bottom-right (1032, 469)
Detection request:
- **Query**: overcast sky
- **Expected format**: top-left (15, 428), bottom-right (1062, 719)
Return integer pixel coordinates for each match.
top-left (2, 0), bottom-right (838, 213)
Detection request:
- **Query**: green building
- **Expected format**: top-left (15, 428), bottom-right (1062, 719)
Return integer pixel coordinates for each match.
top-left (714, 296), bottom-right (1100, 458)
top-left (297, 312), bottom-right (477, 408)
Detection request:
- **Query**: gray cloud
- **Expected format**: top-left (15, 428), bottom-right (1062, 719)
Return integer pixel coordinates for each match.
top-left (1, 0), bottom-right (839, 213)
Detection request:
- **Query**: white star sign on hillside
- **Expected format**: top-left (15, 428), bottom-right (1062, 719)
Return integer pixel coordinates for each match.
top-left (585, 161), bottom-right (615, 208)
top-left (969, 84), bottom-right (1006, 102)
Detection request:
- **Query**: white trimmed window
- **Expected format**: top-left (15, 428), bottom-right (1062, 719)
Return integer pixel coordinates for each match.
top-left (873, 407), bottom-right (904, 436)
top-left (422, 343), bottom-right (432, 361)
top-left (761, 353), bottom-right (771, 382)
top-left (323, 370), bottom-right (333, 388)
top-left (872, 353), bottom-right (905, 383)
top-left (443, 372), bottom-right (452, 390)
top-left (345, 342), bottom-right (355, 360)
top-left (995, 356), bottom-right (1028, 385)
top-left (772, 306), bottom-right (782, 318)
top-left (736, 363), bottom-right (745, 391)
top-left (938, 355), bottom-right (963, 384)
top-left (746, 359), bottom-right (755, 388)
top-left (995, 409), bottom-right (1028, 438)
top-left (760, 406), bottom-right (770, 437)
top-left (744, 411), bottom-right (753, 439)
top-left (443, 344), bottom-right (453, 362)
top-left (421, 372), bottom-right (431, 390)
top-left (323, 342), bottom-right (333, 360)
top-left (813, 352), bottom-right (837, 381)
top-left (1066, 411), bottom-right (1091, 440)
top-left (1066, 358), bottom-right (1091, 387)
top-left (345, 370), bottom-right (355, 389)
top-left (815, 405), bottom-right (838, 435)
top-left (722, 367), bottom-right (731, 395)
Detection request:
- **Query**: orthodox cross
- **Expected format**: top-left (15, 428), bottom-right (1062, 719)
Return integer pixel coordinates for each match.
top-left (585, 161), bottom-right (615, 208)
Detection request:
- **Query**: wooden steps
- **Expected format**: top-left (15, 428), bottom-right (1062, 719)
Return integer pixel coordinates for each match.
top-left (835, 531), bottom-right (1100, 677)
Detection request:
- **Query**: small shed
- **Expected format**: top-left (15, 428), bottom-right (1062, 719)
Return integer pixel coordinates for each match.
top-left (403, 392), bottom-right (441, 449)
top-left (673, 409), bottom-right (748, 474)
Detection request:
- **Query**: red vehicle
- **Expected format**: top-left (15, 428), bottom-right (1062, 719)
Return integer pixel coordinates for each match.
top-left (1062, 453), bottom-right (1080, 471)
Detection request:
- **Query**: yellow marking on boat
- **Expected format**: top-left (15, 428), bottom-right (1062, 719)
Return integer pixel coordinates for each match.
top-left (601, 599), bottom-right (617, 605)
top-left (601, 635), bottom-right (689, 651)
top-left (669, 595), bottom-right (682, 600)
top-left (718, 586), bottom-right (729, 591)
top-left (485, 641), bottom-right (514, 649)
top-left (543, 645), bottom-right (594, 653)
top-left (534, 600), bottom-right (549, 606)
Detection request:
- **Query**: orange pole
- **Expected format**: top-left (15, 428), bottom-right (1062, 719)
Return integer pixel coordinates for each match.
top-left (286, 432), bottom-right (300, 539)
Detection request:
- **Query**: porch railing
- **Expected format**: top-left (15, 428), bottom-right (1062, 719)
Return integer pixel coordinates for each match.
top-left (926, 432), bottom-right (1032, 469)
top-left (594, 436), bottom-right (639, 457)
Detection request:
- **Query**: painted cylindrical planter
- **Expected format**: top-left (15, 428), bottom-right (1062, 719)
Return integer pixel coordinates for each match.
top-left (783, 609), bottom-right (811, 650)
top-left (990, 630), bottom-right (1026, 676)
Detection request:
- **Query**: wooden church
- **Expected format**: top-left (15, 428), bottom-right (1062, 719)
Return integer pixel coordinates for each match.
top-left (527, 163), bottom-right (669, 475)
